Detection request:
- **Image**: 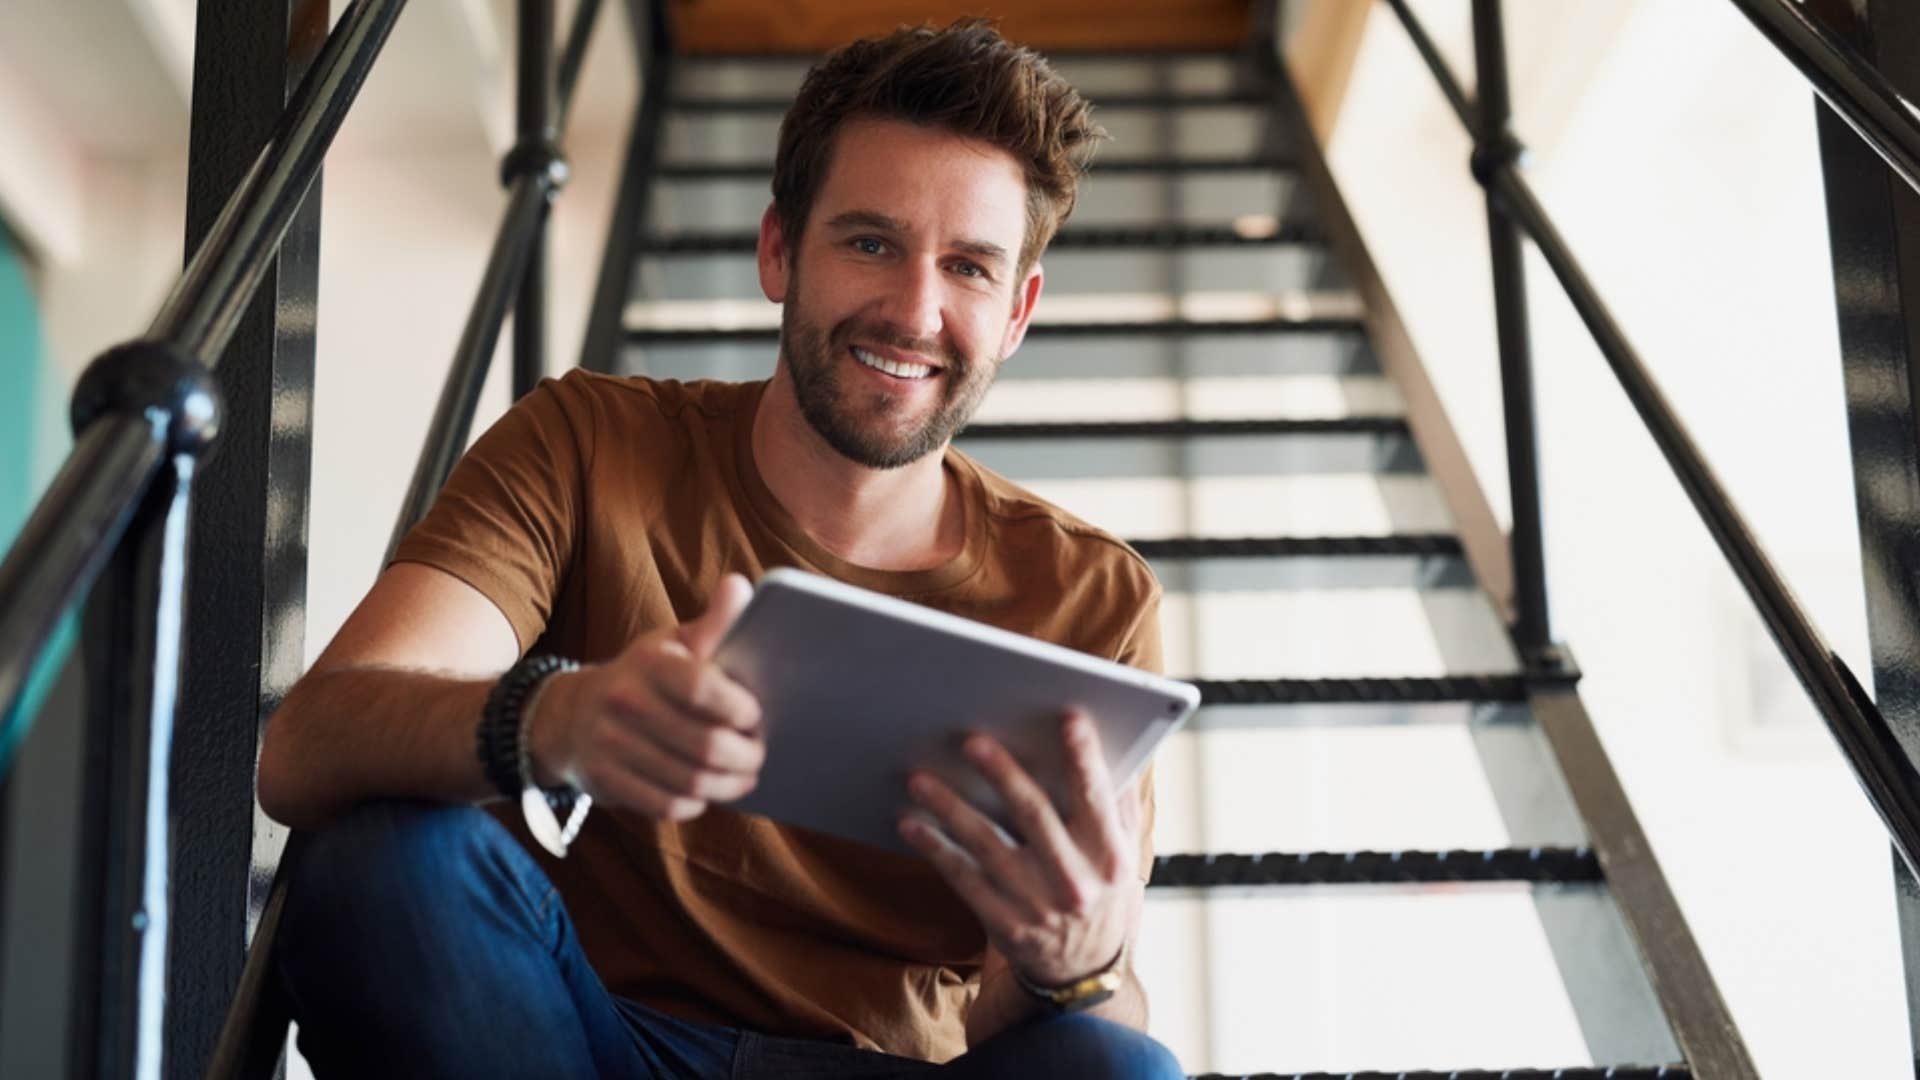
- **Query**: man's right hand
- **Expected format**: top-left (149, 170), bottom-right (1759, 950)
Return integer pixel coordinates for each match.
top-left (528, 574), bottom-right (763, 821)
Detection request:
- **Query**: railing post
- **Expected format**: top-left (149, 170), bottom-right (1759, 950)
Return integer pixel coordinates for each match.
top-left (163, 2), bottom-right (328, 1077)
top-left (513, 0), bottom-right (558, 399)
top-left (1809, 0), bottom-right (1920, 1067)
top-left (1470, 0), bottom-right (1556, 666)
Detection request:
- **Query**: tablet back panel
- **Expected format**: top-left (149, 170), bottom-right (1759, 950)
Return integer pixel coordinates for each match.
top-left (714, 569), bottom-right (1197, 854)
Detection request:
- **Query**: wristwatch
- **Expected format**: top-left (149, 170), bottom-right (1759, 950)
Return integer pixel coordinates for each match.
top-left (479, 654), bottom-right (592, 857)
top-left (1012, 943), bottom-right (1127, 1013)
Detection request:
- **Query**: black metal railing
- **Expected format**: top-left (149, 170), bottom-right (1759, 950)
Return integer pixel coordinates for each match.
top-left (202, 3), bottom-right (670, 1078)
top-left (0, 0), bottom-right (664, 1075)
top-left (1381, 0), bottom-right (1920, 888)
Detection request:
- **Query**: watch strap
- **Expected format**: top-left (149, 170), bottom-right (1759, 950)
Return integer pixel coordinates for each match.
top-left (1012, 943), bottom-right (1126, 1013)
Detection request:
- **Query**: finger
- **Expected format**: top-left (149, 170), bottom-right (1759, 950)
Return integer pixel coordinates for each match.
top-left (576, 761), bottom-right (707, 821)
top-left (678, 574), bottom-right (753, 660)
top-left (962, 734), bottom-right (1093, 910)
top-left (1060, 712), bottom-right (1132, 881)
top-left (630, 702), bottom-right (767, 776)
top-left (600, 723), bottom-right (759, 802)
top-left (898, 814), bottom-right (1027, 940)
top-left (906, 772), bottom-right (1047, 916)
top-left (646, 650), bottom-right (762, 733)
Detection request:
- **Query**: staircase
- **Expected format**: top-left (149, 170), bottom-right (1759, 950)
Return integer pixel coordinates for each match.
top-left (614, 44), bottom-right (1751, 1078)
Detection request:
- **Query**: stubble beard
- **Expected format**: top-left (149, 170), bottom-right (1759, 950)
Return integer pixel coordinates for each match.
top-left (779, 292), bottom-right (1001, 471)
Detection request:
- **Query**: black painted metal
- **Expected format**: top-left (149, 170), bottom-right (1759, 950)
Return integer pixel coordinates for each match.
top-left (1383, 0), bottom-right (1476, 134)
top-left (960, 417), bottom-right (1406, 440)
top-left (389, 180), bottom-right (551, 559)
top-left (554, 0), bottom-right (604, 129)
top-left (1149, 847), bottom-right (1601, 888)
top-left (1194, 674), bottom-right (1549, 706)
top-left (166, 2), bottom-right (334, 1078)
top-left (153, 0), bottom-right (403, 363)
top-left (657, 154), bottom-right (1297, 182)
top-left (670, 90), bottom-right (1268, 113)
top-left (1471, 0), bottom-right (1553, 661)
top-left (0, 422), bottom-right (167, 727)
top-left (580, 0), bottom-right (672, 372)
top-left (1729, 0), bottom-right (1920, 196)
top-left (637, 221), bottom-right (1325, 254)
top-left (69, 460), bottom-right (202, 1080)
top-left (1128, 535), bottom-right (1463, 560)
top-left (511, 0), bottom-right (559, 402)
top-left (1386, 0), bottom-right (1920, 886)
top-left (1190, 1060), bottom-right (1689, 1068)
top-left (1811, 0), bottom-right (1920, 1061)
top-left (628, 316), bottom-right (1367, 345)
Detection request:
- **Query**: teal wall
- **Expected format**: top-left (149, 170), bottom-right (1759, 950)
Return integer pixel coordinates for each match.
top-left (0, 227), bottom-right (68, 768)
top-left (0, 228), bottom-right (39, 551)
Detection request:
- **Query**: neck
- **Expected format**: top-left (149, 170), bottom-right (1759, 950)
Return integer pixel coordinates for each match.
top-left (751, 368), bottom-right (964, 571)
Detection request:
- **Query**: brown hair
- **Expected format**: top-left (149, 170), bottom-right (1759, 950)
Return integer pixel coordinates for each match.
top-left (772, 18), bottom-right (1105, 276)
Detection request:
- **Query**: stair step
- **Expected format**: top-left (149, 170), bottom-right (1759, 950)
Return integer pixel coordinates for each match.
top-left (1190, 1060), bottom-right (1689, 1068)
top-left (1148, 847), bottom-right (1601, 888)
top-left (669, 90), bottom-right (1269, 113)
top-left (1131, 535), bottom-right (1462, 559)
top-left (1194, 676), bottom-right (1534, 706)
top-left (627, 315), bottom-right (1366, 345)
top-left (636, 222), bottom-right (1324, 255)
top-left (961, 417), bottom-right (1405, 440)
top-left (657, 155), bottom-right (1297, 182)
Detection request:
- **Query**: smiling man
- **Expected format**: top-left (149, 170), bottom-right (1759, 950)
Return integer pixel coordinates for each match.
top-left (259, 19), bottom-right (1184, 1080)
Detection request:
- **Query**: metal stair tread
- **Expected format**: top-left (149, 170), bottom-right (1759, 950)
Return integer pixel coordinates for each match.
top-left (1149, 847), bottom-right (1602, 888)
top-left (1129, 535), bottom-right (1463, 559)
top-left (657, 155), bottom-right (1298, 181)
top-left (668, 90), bottom-right (1270, 113)
top-left (959, 416), bottom-right (1406, 439)
top-left (627, 315), bottom-right (1367, 344)
top-left (1193, 675), bottom-right (1541, 706)
top-left (1182, 1060), bottom-right (1697, 1068)
top-left (637, 221), bottom-right (1326, 254)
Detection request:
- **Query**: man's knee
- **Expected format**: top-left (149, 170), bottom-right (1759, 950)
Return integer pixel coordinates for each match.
top-left (974, 1015), bottom-right (1184, 1080)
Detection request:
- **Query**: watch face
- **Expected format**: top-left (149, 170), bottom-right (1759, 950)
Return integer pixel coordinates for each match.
top-left (1056, 985), bottom-right (1117, 1013)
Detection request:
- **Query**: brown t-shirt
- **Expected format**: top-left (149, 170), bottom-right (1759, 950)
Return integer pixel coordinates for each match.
top-left (392, 371), bottom-right (1162, 1062)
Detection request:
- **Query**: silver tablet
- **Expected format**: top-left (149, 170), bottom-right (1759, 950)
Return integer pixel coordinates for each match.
top-left (714, 567), bottom-right (1199, 854)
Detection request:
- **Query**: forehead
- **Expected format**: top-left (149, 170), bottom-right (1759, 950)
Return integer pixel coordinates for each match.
top-left (811, 116), bottom-right (1028, 247)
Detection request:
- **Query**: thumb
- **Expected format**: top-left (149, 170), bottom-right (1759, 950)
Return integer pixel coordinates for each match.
top-left (678, 573), bottom-right (754, 660)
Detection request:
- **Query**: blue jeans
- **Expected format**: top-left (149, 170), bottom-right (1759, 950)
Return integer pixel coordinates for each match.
top-left (275, 802), bottom-right (1185, 1079)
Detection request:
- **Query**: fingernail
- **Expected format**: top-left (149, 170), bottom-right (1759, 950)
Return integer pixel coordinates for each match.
top-left (965, 736), bottom-right (992, 761)
top-left (908, 774), bottom-right (932, 798)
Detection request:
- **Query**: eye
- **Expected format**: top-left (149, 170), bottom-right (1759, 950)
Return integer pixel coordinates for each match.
top-left (949, 260), bottom-right (988, 280)
top-left (851, 237), bottom-right (886, 255)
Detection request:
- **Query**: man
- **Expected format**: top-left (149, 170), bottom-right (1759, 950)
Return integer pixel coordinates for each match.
top-left (261, 19), bottom-right (1184, 1079)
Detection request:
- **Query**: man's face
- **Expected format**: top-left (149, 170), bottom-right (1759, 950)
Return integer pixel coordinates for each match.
top-left (758, 116), bottom-right (1044, 470)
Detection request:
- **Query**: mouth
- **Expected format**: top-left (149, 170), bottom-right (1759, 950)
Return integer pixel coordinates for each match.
top-left (850, 345), bottom-right (941, 382)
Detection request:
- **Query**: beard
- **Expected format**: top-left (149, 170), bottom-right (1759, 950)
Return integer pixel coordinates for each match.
top-left (780, 296), bottom-right (1001, 471)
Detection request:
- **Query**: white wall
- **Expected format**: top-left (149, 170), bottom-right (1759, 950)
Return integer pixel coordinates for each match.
top-left (1327, 0), bottom-right (1905, 1074)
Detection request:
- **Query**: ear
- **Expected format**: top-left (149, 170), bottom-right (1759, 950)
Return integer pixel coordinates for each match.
top-left (999, 262), bottom-right (1045, 359)
top-left (757, 204), bottom-right (792, 303)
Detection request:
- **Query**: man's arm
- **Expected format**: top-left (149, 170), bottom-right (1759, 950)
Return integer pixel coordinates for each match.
top-left (258, 564), bottom-right (763, 831)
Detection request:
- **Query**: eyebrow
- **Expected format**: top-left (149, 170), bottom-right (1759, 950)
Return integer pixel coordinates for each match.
top-left (824, 209), bottom-right (1011, 270)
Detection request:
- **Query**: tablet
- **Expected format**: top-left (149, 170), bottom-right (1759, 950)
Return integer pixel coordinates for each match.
top-left (713, 567), bottom-right (1200, 854)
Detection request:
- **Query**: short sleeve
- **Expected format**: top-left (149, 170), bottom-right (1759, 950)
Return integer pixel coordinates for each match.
top-left (1115, 583), bottom-right (1164, 884)
top-left (389, 374), bottom-right (593, 654)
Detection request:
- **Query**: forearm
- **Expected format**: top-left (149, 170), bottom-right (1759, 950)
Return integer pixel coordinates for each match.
top-left (258, 666), bottom-right (499, 830)
top-left (965, 966), bottom-right (1149, 1046)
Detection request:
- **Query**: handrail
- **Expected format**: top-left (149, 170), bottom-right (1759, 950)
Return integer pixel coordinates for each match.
top-left (0, 0), bottom-right (407, 739)
top-left (1379, 0), bottom-right (1920, 888)
top-left (205, 3), bottom-right (641, 1077)
top-left (1727, 0), bottom-right (1920, 196)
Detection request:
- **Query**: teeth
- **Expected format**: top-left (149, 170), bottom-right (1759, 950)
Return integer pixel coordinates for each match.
top-left (852, 347), bottom-right (935, 380)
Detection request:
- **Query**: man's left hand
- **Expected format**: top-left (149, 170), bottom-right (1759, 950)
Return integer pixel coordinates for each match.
top-left (898, 711), bottom-right (1141, 987)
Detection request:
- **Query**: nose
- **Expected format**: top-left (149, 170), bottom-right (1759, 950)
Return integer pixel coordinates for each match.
top-left (873, 256), bottom-right (944, 346)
